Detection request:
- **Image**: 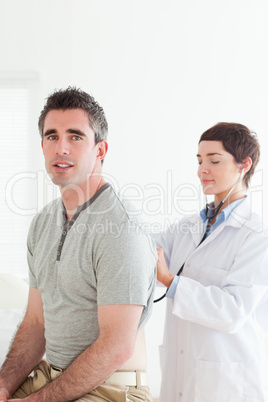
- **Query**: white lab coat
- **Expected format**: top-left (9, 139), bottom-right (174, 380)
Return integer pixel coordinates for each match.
top-left (153, 197), bottom-right (268, 402)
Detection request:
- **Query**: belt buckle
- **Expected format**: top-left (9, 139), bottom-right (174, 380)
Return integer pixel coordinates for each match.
top-left (51, 365), bottom-right (63, 372)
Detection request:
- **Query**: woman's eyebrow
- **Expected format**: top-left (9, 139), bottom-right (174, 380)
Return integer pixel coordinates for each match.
top-left (196, 152), bottom-right (223, 157)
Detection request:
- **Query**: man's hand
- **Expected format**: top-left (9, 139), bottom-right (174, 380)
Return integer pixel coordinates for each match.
top-left (0, 387), bottom-right (10, 402)
top-left (157, 248), bottom-right (174, 288)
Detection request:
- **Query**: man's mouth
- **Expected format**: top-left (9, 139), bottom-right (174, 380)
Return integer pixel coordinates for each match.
top-left (52, 162), bottom-right (74, 171)
top-left (54, 163), bottom-right (73, 168)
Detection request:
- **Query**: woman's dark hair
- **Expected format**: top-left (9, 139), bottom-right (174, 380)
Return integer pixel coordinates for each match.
top-left (199, 122), bottom-right (260, 188)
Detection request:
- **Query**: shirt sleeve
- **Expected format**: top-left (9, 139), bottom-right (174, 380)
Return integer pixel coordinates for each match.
top-left (166, 275), bottom-right (180, 299)
top-left (27, 219), bottom-right (38, 289)
top-left (95, 221), bottom-right (157, 307)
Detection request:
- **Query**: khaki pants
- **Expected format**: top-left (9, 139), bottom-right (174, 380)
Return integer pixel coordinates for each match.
top-left (12, 360), bottom-right (153, 401)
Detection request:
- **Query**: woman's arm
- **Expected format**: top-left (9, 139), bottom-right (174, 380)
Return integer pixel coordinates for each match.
top-left (157, 248), bottom-right (174, 288)
top-left (172, 230), bottom-right (268, 333)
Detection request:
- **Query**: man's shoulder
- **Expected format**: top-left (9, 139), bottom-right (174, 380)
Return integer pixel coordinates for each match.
top-left (29, 198), bottom-right (62, 232)
top-left (95, 184), bottom-right (145, 226)
top-left (94, 185), bottom-right (156, 255)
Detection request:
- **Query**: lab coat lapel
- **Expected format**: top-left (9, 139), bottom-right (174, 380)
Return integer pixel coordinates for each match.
top-left (188, 197), bottom-right (255, 252)
top-left (227, 196), bottom-right (259, 230)
top-left (188, 215), bottom-right (205, 247)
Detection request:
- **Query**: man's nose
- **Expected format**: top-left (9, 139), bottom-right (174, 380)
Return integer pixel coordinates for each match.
top-left (56, 138), bottom-right (69, 155)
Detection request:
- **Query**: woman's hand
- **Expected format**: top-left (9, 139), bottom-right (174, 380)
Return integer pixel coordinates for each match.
top-left (157, 248), bottom-right (174, 288)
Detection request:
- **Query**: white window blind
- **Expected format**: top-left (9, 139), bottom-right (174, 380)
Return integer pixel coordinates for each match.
top-left (0, 74), bottom-right (38, 278)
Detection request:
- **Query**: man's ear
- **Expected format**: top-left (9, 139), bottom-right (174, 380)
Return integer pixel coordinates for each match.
top-left (97, 141), bottom-right (108, 161)
top-left (41, 139), bottom-right (44, 154)
top-left (241, 157), bottom-right (252, 174)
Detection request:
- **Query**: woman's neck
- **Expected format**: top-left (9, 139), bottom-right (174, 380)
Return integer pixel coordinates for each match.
top-left (214, 189), bottom-right (246, 208)
top-left (210, 189), bottom-right (246, 224)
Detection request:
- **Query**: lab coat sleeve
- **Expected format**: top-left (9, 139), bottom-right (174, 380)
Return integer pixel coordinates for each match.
top-left (151, 222), bottom-right (181, 267)
top-left (172, 228), bottom-right (268, 334)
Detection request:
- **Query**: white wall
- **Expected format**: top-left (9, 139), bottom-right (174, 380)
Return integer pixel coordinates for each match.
top-left (1, 0), bottom-right (268, 397)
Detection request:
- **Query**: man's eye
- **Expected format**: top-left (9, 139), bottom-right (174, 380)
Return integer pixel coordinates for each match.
top-left (47, 135), bottom-right (57, 141)
top-left (72, 135), bottom-right (82, 141)
top-left (211, 161), bottom-right (220, 164)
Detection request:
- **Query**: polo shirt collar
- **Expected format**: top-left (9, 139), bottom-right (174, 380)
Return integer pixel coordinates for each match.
top-left (61, 182), bottom-right (111, 223)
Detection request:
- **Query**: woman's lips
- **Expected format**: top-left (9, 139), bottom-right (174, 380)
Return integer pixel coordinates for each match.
top-left (202, 179), bottom-right (214, 184)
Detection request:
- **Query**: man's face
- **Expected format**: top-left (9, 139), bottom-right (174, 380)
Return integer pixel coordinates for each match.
top-left (42, 108), bottom-right (102, 192)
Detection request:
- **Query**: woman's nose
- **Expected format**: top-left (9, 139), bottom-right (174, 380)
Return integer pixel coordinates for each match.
top-left (198, 162), bottom-right (209, 175)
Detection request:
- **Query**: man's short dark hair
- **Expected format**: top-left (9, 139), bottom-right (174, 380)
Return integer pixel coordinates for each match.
top-left (199, 122), bottom-right (260, 188)
top-left (38, 87), bottom-right (108, 144)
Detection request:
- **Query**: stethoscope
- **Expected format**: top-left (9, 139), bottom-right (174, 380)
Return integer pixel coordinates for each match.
top-left (154, 168), bottom-right (244, 303)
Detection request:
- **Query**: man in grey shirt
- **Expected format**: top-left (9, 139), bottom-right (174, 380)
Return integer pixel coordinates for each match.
top-left (0, 87), bottom-right (156, 401)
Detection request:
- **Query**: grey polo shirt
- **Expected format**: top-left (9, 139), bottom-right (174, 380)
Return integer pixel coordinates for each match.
top-left (27, 184), bottom-right (157, 369)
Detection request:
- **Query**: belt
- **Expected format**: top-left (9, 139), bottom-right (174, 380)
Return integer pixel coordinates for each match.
top-left (51, 365), bottom-right (63, 372)
top-left (104, 371), bottom-right (148, 387)
top-left (50, 366), bottom-right (148, 387)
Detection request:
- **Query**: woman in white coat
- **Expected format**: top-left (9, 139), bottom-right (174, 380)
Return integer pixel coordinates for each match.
top-left (154, 122), bottom-right (268, 402)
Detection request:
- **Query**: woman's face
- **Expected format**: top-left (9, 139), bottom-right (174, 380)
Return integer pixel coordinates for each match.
top-left (197, 140), bottom-right (243, 201)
